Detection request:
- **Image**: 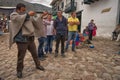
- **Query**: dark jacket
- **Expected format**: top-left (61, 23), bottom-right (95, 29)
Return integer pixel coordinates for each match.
top-left (54, 16), bottom-right (67, 35)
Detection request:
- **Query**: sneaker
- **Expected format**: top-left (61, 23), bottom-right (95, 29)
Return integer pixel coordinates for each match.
top-left (17, 72), bottom-right (22, 78)
top-left (36, 66), bottom-right (45, 71)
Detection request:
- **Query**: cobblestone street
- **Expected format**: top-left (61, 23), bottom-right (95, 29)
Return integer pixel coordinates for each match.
top-left (0, 34), bottom-right (120, 80)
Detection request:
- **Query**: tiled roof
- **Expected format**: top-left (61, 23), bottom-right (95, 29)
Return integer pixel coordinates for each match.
top-left (0, 0), bottom-right (52, 12)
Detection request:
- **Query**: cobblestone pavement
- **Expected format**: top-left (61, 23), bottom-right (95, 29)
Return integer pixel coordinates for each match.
top-left (0, 34), bottom-right (120, 80)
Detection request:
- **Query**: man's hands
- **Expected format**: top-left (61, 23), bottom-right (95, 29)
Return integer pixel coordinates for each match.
top-left (69, 21), bottom-right (80, 26)
top-left (28, 11), bottom-right (35, 16)
top-left (53, 28), bottom-right (56, 35)
top-left (69, 22), bottom-right (75, 26)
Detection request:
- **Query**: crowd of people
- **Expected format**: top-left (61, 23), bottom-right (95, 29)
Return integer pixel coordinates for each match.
top-left (0, 16), bottom-right (8, 35)
top-left (9, 3), bottom-right (97, 78)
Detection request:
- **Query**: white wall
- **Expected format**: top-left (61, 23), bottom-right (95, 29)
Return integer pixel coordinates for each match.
top-left (62, 0), bottom-right (70, 18)
top-left (76, 0), bottom-right (119, 37)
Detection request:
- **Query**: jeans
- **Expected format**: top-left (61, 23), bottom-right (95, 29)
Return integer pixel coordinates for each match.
top-left (45, 35), bottom-right (53, 53)
top-left (88, 30), bottom-right (93, 40)
top-left (65, 31), bottom-right (77, 50)
top-left (38, 37), bottom-right (46, 58)
top-left (55, 33), bottom-right (66, 54)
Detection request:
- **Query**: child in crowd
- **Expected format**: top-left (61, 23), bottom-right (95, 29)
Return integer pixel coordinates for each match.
top-left (83, 26), bottom-right (92, 44)
top-left (75, 32), bottom-right (80, 48)
top-left (92, 24), bottom-right (97, 37)
top-left (83, 26), bottom-right (89, 40)
top-left (75, 26), bottom-right (92, 48)
top-left (75, 32), bottom-right (84, 48)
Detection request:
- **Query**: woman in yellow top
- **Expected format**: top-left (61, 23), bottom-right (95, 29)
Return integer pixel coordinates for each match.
top-left (65, 12), bottom-right (80, 52)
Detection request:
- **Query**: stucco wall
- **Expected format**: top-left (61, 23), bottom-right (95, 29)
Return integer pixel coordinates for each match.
top-left (76, 0), bottom-right (119, 37)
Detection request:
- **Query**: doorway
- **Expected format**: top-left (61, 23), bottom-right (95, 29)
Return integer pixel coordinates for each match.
top-left (119, 4), bottom-right (120, 24)
top-left (118, 0), bottom-right (120, 24)
top-left (76, 10), bottom-right (83, 32)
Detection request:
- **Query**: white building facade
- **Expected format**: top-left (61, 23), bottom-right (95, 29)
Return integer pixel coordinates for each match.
top-left (50, 0), bottom-right (120, 37)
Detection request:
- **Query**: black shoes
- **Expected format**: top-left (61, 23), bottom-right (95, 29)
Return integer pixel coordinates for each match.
top-left (54, 53), bottom-right (58, 57)
top-left (61, 54), bottom-right (65, 57)
top-left (17, 72), bottom-right (22, 78)
top-left (72, 49), bottom-right (76, 53)
top-left (43, 54), bottom-right (48, 58)
top-left (36, 66), bottom-right (45, 71)
top-left (55, 53), bottom-right (66, 58)
top-left (65, 48), bottom-right (76, 53)
top-left (39, 54), bottom-right (48, 61)
top-left (39, 57), bottom-right (46, 61)
top-left (17, 66), bottom-right (45, 78)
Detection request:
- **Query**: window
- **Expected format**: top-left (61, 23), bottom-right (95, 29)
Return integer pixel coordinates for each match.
top-left (66, 0), bottom-right (75, 4)
top-left (61, 2), bottom-right (64, 9)
top-left (58, 6), bottom-right (59, 10)
top-left (66, 0), bottom-right (71, 4)
top-left (84, 0), bottom-right (94, 4)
